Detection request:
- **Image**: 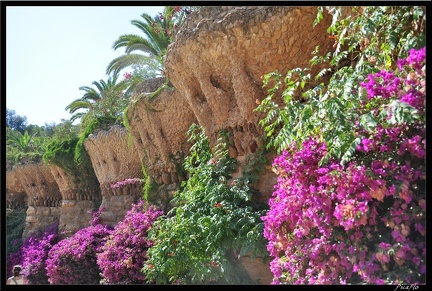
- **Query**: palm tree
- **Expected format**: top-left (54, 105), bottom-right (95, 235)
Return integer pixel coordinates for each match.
top-left (106, 9), bottom-right (172, 77)
top-left (65, 71), bottom-right (128, 123)
top-left (106, 6), bottom-right (200, 77)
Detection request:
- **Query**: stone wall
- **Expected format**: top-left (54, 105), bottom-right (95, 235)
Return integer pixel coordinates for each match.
top-left (166, 6), bottom-right (333, 150)
top-left (24, 205), bottom-right (61, 238)
top-left (165, 6), bottom-right (333, 200)
top-left (127, 88), bottom-right (196, 186)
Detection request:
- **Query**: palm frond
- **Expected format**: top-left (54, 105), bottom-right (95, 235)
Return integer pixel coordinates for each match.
top-left (112, 34), bottom-right (141, 50)
top-left (106, 53), bottom-right (151, 76)
top-left (65, 100), bottom-right (94, 114)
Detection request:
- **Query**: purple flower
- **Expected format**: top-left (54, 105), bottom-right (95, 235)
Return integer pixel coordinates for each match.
top-left (360, 70), bottom-right (401, 100)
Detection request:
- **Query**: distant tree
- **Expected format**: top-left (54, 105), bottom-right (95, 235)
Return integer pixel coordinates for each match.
top-left (6, 108), bottom-right (27, 133)
top-left (41, 122), bottom-right (57, 136)
top-left (24, 123), bottom-right (56, 138)
top-left (49, 120), bottom-right (79, 141)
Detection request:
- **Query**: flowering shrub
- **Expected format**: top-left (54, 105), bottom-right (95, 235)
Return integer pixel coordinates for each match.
top-left (6, 239), bottom-right (24, 278)
top-left (21, 223), bottom-right (60, 284)
top-left (6, 223), bottom-right (60, 285)
top-left (97, 200), bottom-right (163, 284)
top-left (45, 211), bottom-right (113, 284)
top-left (256, 6), bottom-right (425, 166)
top-left (262, 47), bottom-right (425, 284)
top-left (110, 178), bottom-right (144, 189)
top-left (151, 6), bottom-right (199, 42)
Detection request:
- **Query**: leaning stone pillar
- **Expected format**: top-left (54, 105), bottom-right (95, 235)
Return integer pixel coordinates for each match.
top-left (84, 125), bottom-right (144, 227)
top-left (50, 165), bottom-right (101, 238)
top-left (6, 170), bottom-right (28, 210)
top-left (126, 85), bottom-right (197, 210)
top-left (13, 163), bottom-right (62, 239)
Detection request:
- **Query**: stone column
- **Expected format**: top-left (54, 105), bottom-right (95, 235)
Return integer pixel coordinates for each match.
top-left (84, 125), bottom-right (145, 227)
top-left (127, 85), bottom-right (197, 210)
top-left (50, 165), bottom-right (101, 238)
top-left (6, 170), bottom-right (28, 210)
top-left (12, 163), bottom-right (62, 238)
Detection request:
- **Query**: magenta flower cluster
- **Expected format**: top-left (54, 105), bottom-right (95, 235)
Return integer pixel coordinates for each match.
top-left (110, 178), bottom-right (144, 189)
top-left (361, 46), bottom-right (425, 112)
top-left (45, 223), bottom-right (113, 284)
top-left (8, 201), bottom-right (163, 285)
top-left (360, 70), bottom-right (401, 100)
top-left (6, 239), bottom-right (24, 278)
top-left (6, 223), bottom-right (59, 284)
top-left (263, 47), bottom-right (425, 285)
top-left (123, 72), bottom-right (132, 79)
top-left (97, 200), bottom-right (163, 284)
top-left (21, 223), bottom-right (60, 284)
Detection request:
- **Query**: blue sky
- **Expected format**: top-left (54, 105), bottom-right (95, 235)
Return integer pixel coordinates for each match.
top-left (6, 5), bottom-right (163, 126)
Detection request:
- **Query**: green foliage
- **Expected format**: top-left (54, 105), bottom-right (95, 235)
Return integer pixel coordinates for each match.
top-left (68, 72), bottom-right (130, 162)
top-left (143, 175), bottom-right (156, 202)
top-left (5, 208), bottom-right (26, 255)
top-left (8, 130), bottom-right (37, 151)
top-left (42, 125), bottom-right (98, 189)
top-left (255, 6), bottom-right (425, 165)
top-left (43, 138), bottom-right (77, 173)
top-left (143, 124), bottom-right (269, 284)
top-left (6, 128), bottom-right (45, 166)
top-left (107, 6), bottom-right (200, 85)
top-left (74, 115), bottom-right (119, 164)
top-left (5, 119), bottom-right (79, 171)
top-left (121, 55), bottom-right (163, 96)
top-left (66, 72), bottom-right (129, 125)
top-left (25, 123), bottom-right (57, 138)
top-left (42, 122), bottom-right (76, 167)
top-left (242, 149), bottom-right (268, 185)
top-left (106, 7), bottom-right (172, 77)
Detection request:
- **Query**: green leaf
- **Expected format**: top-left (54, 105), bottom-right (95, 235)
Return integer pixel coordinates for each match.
top-left (359, 112), bottom-right (378, 132)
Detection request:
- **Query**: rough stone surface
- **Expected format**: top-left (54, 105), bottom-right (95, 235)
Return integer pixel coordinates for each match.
top-left (49, 165), bottom-right (102, 237)
top-left (98, 195), bottom-right (140, 227)
top-left (58, 200), bottom-right (97, 238)
top-left (84, 124), bottom-right (143, 197)
top-left (12, 163), bottom-right (62, 207)
top-left (9, 163), bottom-right (62, 238)
top-left (127, 87), bottom-right (197, 185)
top-left (84, 124), bottom-right (144, 225)
top-left (166, 6), bottom-right (333, 153)
top-left (239, 255), bottom-right (273, 284)
top-left (164, 6), bottom-right (333, 202)
top-left (24, 205), bottom-right (61, 238)
top-left (127, 86), bottom-right (197, 211)
top-left (6, 170), bottom-right (27, 209)
top-left (50, 165), bottom-right (101, 201)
